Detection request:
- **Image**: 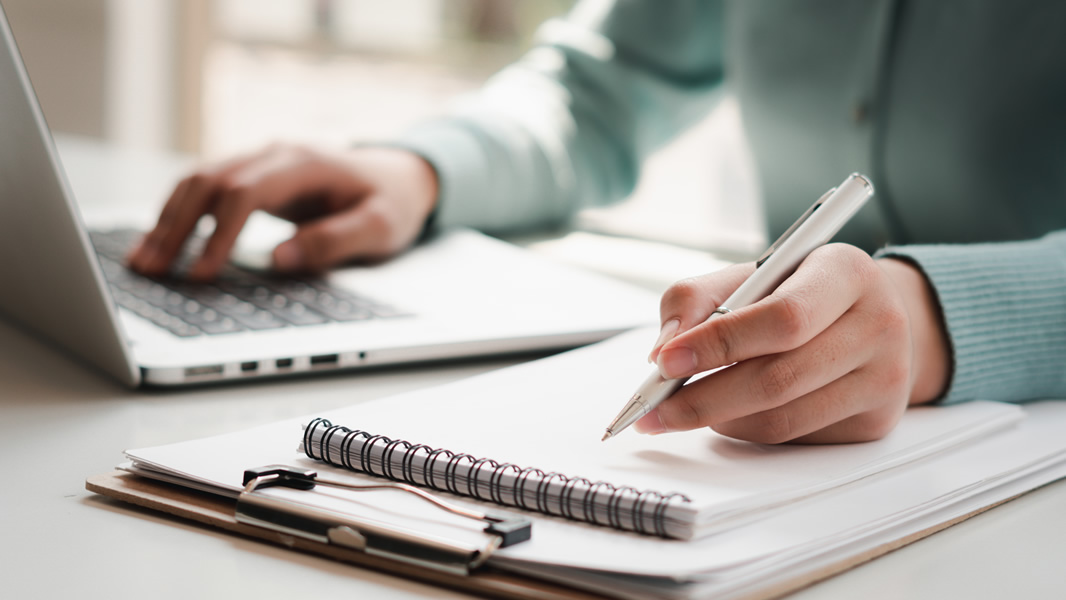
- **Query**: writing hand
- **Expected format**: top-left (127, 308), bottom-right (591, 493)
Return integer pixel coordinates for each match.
top-left (127, 145), bottom-right (438, 279)
top-left (641, 244), bottom-right (951, 443)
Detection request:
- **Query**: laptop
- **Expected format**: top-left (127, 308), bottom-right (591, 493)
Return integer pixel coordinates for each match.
top-left (0, 6), bottom-right (658, 387)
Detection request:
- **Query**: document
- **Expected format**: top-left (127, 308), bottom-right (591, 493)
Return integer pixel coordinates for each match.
top-left (119, 328), bottom-right (1066, 599)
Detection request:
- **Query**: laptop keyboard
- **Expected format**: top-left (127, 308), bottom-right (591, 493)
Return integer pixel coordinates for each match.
top-left (90, 229), bottom-right (409, 338)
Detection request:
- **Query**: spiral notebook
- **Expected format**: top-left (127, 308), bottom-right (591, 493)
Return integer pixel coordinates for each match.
top-left (123, 328), bottom-right (1024, 542)
top-left (108, 328), bottom-right (1066, 599)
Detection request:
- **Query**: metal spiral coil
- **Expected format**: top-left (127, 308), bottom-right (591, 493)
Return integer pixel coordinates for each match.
top-left (302, 418), bottom-right (690, 538)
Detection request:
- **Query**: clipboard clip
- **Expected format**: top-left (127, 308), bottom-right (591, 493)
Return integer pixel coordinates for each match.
top-left (235, 465), bottom-right (532, 576)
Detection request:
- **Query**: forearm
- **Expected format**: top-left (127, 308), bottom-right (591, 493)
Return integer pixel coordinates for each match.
top-left (876, 231), bottom-right (1066, 404)
top-left (392, 0), bottom-right (726, 234)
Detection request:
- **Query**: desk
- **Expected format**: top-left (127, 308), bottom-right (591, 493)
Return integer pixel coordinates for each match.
top-left (2, 139), bottom-right (1064, 599)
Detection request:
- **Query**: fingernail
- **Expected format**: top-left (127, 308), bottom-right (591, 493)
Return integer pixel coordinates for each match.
top-left (273, 242), bottom-right (304, 272)
top-left (657, 346), bottom-right (696, 379)
top-left (648, 318), bottom-right (680, 363)
top-left (634, 409), bottom-right (665, 435)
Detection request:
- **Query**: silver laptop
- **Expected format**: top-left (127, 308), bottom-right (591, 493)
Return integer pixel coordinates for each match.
top-left (0, 6), bottom-right (657, 387)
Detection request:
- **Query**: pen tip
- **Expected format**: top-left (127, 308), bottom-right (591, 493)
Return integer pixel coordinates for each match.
top-left (601, 430), bottom-right (612, 442)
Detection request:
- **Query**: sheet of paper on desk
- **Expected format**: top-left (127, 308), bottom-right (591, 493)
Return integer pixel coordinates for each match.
top-left (307, 328), bottom-right (1021, 539)
top-left (120, 326), bottom-right (1066, 600)
top-left (126, 328), bottom-right (1021, 539)
top-left (498, 401), bottom-right (1066, 599)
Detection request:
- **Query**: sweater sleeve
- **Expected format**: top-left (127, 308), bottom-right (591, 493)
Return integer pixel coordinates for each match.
top-left (391, 0), bottom-right (726, 234)
top-left (875, 230), bottom-right (1066, 404)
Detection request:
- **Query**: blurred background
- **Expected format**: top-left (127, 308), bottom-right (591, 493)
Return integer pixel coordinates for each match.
top-left (3, 0), bottom-right (764, 265)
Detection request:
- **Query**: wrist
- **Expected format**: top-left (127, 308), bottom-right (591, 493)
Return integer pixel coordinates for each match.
top-left (877, 258), bottom-right (952, 405)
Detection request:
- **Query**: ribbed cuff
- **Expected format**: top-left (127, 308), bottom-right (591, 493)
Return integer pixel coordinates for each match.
top-left (387, 121), bottom-right (495, 233)
top-left (876, 232), bottom-right (1066, 404)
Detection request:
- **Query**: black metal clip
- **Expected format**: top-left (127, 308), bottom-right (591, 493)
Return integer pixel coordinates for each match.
top-left (236, 465), bottom-right (532, 575)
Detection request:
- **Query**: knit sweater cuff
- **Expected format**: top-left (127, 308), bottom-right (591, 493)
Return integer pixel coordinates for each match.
top-left (387, 121), bottom-right (494, 233)
top-left (876, 232), bottom-right (1066, 404)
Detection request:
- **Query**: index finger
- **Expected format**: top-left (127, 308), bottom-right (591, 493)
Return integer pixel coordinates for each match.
top-left (649, 263), bottom-right (754, 362)
top-left (128, 155), bottom-right (252, 275)
top-left (656, 244), bottom-right (873, 379)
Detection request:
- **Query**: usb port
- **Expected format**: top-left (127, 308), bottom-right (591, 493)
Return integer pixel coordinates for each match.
top-left (184, 365), bottom-right (224, 377)
top-left (275, 358), bottom-right (294, 369)
top-left (240, 361), bottom-right (258, 373)
top-left (310, 354), bottom-right (339, 366)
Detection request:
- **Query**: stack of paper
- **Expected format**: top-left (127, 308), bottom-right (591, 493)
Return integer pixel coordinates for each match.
top-left (121, 328), bottom-right (1066, 599)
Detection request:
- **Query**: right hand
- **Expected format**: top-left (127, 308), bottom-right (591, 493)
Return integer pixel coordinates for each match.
top-left (127, 144), bottom-right (439, 280)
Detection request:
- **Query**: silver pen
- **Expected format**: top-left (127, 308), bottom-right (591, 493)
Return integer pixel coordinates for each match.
top-left (602, 173), bottom-right (875, 441)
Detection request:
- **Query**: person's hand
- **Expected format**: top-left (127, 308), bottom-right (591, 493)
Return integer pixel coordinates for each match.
top-left (127, 145), bottom-right (439, 279)
top-left (639, 245), bottom-right (951, 444)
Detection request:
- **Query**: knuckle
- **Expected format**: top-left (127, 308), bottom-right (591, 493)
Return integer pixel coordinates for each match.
top-left (752, 358), bottom-right (802, 406)
top-left (660, 278), bottom-right (702, 316)
top-left (864, 299), bottom-right (910, 349)
top-left (841, 244), bottom-right (878, 283)
top-left (818, 243), bottom-right (876, 287)
top-left (216, 178), bottom-right (250, 200)
top-left (849, 411), bottom-right (901, 442)
top-left (879, 302), bottom-right (910, 337)
top-left (361, 205), bottom-right (391, 234)
top-left (186, 172), bottom-right (215, 192)
top-left (708, 315), bottom-right (743, 365)
top-left (823, 242), bottom-right (868, 266)
top-left (764, 294), bottom-right (813, 347)
top-left (215, 185), bottom-right (260, 216)
top-left (880, 359), bottom-right (912, 396)
top-left (748, 408), bottom-right (796, 444)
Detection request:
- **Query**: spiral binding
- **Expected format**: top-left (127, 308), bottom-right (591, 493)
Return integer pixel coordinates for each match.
top-left (302, 418), bottom-right (692, 538)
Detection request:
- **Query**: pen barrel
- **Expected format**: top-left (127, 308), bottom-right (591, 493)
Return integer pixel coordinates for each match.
top-left (608, 370), bottom-right (688, 435)
top-left (721, 173), bottom-right (873, 310)
top-left (636, 370), bottom-right (687, 412)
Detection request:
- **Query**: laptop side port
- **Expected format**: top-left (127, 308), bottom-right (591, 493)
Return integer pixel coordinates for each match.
top-left (240, 361), bottom-right (258, 373)
top-left (310, 354), bottom-right (339, 367)
top-left (275, 358), bottom-right (294, 369)
top-left (184, 365), bottom-right (224, 378)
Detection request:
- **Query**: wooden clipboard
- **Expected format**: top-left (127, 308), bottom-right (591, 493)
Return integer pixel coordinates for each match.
top-left (86, 470), bottom-right (1013, 600)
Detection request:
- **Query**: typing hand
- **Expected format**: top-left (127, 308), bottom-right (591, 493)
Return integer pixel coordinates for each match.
top-left (127, 145), bottom-right (438, 280)
top-left (640, 245), bottom-right (951, 444)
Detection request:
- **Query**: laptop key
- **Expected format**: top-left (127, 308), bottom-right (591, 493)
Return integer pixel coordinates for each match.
top-left (110, 287), bottom-right (204, 337)
top-left (92, 229), bottom-right (411, 335)
top-left (193, 314), bottom-right (243, 335)
top-left (257, 295), bottom-right (329, 326)
top-left (236, 308), bottom-right (290, 331)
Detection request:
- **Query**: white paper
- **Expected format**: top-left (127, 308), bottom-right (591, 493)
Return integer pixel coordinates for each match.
top-left (128, 328), bottom-right (1021, 541)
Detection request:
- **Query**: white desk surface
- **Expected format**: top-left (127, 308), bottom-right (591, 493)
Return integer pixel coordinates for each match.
top-left (2, 138), bottom-right (1064, 600)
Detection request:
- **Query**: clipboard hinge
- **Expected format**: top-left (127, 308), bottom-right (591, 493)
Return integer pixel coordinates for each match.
top-left (235, 465), bottom-right (531, 575)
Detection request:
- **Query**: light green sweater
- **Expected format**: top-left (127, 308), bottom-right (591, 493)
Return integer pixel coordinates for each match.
top-left (396, 0), bottom-right (1066, 404)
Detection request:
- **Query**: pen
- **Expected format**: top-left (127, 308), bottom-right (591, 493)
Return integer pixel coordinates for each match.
top-left (602, 173), bottom-right (875, 441)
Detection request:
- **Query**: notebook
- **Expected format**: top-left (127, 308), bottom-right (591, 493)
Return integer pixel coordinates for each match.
top-left (107, 328), bottom-right (1066, 599)
top-left (0, 4), bottom-right (657, 387)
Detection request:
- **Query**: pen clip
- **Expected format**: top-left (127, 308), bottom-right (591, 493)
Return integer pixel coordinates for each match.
top-left (755, 187), bottom-right (836, 268)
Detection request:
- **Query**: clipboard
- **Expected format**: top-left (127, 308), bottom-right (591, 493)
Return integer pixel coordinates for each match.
top-left (85, 469), bottom-right (1016, 600)
top-left (86, 470), bottom-right (597, 600)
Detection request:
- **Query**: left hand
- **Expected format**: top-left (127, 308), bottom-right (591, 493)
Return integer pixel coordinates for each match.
top-left (638, 244), bottom-right (951, 444)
